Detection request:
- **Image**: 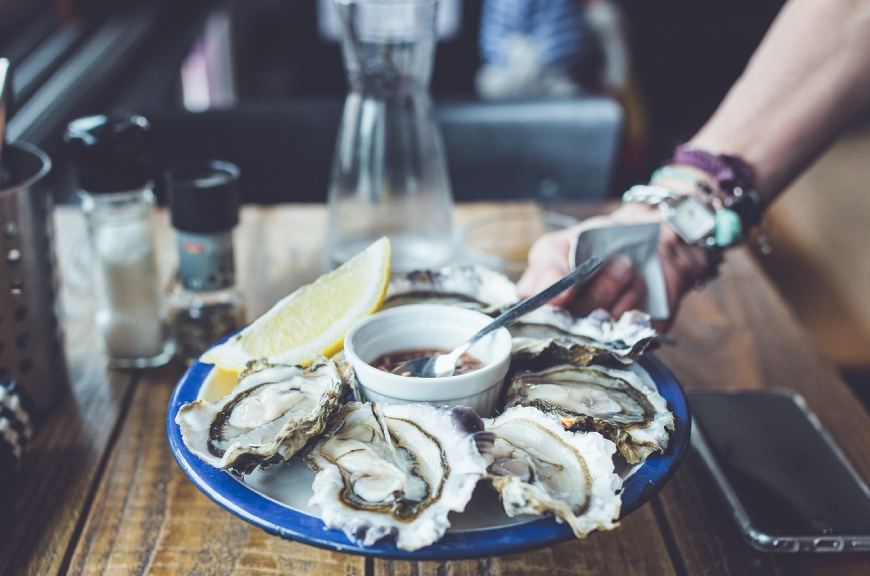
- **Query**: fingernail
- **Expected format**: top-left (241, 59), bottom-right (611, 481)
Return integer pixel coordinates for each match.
top-left (606, 256), bottom-right (633, 282)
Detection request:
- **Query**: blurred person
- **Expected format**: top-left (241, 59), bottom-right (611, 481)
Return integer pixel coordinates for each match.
top-left (519, 0), bottom-right (870, 329)
top-left (476, 0), bottom-right (590, 99)
top-left (478, 0), bottom-right (652, 181)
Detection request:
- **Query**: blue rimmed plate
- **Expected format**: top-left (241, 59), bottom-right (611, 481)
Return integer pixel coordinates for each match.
top-left (167, 353), bottom-right (690, 560)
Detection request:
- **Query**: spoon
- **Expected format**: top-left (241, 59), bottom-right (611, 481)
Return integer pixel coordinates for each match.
top-left (394, 256), bottom-right (603, 378)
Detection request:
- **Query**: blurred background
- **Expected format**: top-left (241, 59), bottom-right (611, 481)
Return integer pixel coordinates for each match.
top-left (2, 0), bottom-right (868, 399)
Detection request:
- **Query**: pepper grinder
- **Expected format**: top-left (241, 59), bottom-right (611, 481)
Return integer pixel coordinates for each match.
top-left (167, 160), bottom-right (245, 362)
top-left (65, 113), bottom-right (173, 368)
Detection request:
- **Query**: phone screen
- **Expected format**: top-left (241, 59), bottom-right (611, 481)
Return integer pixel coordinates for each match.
top-left (690, 391), bottom-right (870, 536)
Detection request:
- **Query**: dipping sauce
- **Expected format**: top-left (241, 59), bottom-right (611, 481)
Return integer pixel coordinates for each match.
top-left (373, 348), bottom-right (484, 377)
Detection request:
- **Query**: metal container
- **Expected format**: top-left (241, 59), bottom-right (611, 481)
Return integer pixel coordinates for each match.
top-left (0, 142), bottom-right (68, 414)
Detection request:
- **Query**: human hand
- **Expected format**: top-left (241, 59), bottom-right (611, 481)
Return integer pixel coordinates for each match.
top-left (516, 203), bottom-right (711, 331)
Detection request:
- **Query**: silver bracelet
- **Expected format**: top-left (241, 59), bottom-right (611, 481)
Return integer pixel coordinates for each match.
top-left (621, 184), bottom-right (683, 206)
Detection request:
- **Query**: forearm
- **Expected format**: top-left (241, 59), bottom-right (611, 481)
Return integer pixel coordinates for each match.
top-left (690, 0), bottom-right (870, 204)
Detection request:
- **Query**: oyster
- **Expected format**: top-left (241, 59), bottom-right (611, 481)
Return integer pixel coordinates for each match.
top-left (383, 265), bottom-right (517, 313)
top-left (484, 406), bottom-right (621, 537)
top-left (505, 364), bottom-right (673, 464)
top-left (510, 308), bottom-right (657, 366)
top-left (176, 357), bottom-right (348, 474)
top-left (306, 402), bottom-right (488, 551)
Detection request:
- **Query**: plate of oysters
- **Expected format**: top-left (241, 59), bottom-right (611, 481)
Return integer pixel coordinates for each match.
top-left (167, 250), bottom-right (690, 560)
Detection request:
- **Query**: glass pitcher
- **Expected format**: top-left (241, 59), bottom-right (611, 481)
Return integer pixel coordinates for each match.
top-left (326, 0), bottom-right (454, 272)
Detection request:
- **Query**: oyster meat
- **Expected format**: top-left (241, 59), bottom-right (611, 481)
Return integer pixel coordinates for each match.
top-left (383, 265), bottom-right (517, 314)
top-left (176, 357), bottom-right (348, 474)
top-left (505, 364), bottom-right (673, 464)
top-left (484, 406), bottom-right (622, 537)
top-left (306, 402), bottom-right (488, 551)
top-left (511, 308), bottom-right (657, 366)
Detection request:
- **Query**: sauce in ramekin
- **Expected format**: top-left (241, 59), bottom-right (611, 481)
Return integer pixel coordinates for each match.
top-left (372, 348), bottom-right (484, 377)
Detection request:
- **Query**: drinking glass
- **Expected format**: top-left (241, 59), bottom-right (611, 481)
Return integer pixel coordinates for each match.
top-left (459, 210), bottom-right (578, 280)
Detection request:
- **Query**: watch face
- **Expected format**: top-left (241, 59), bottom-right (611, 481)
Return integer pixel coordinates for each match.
top-left (663, 196), bottom-right (716, 244)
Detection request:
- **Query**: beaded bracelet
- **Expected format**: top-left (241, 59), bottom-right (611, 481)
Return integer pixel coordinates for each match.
top-left (671, 145), bottom-right (764, 229)
top-left (650, 165), bottom-right (715, 196)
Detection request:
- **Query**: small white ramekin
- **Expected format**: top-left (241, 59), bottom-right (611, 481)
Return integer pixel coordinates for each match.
top-left (343, 304), bottom-right (512, 416)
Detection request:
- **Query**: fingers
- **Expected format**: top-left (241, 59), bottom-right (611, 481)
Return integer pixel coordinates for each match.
top-left (611, 274), bottom-right (647, 319)
top-left (520, 213), bottom-right (672, 319)
top-left (569, 256), bottom-right (636, 316)
top-left (517, 225), bottom-right (582, 302)
top-left (659, 227), bottom-right (709, 308)
top-left (518, 263), bottom-right (577, 307)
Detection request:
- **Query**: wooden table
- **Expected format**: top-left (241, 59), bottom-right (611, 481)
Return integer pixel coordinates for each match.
top-left (4, 202), bottom-right (870, 576)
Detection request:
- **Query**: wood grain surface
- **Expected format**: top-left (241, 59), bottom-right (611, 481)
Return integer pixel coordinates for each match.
top-left (374, 506), bottom-right (676, 576)
top-left (0, 212), bottom-right (138, 576)
top-left (655, 251), bottom-right (870, 576)
top-left (4, 203), bottom-right (870, 576)
top-left (66, 364), bottom-right (366, 576)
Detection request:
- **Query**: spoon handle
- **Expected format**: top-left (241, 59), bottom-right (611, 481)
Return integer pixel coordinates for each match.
top-left (465, 256), bottom-right (603, 348)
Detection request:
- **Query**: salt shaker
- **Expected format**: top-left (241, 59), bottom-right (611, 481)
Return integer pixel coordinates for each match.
top-left (65, 112), bottom-right (173, 368)
top-left (166, 161), bottom-right (245, 362)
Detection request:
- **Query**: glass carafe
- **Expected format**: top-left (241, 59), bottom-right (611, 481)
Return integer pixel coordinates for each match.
top-left (326, 0), bottom-right (454, 272)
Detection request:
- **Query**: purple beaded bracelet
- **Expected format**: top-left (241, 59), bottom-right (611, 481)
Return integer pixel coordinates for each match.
top-left (671, 145), bottom-right (764, 227)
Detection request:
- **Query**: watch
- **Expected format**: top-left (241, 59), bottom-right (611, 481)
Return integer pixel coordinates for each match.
top-left (622, 185), bottom-right (742, 249)
top-left (661, 194), bottom-right (717, 245)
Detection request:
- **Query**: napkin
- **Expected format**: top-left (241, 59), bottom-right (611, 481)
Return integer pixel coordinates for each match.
top-left (570, 222), bottom-right (669, 319)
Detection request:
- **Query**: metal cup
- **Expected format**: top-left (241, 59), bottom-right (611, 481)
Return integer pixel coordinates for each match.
top-left (0, 142), bottom-right (68, 415)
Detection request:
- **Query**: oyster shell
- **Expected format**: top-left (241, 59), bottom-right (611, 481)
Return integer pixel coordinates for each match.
top-left (383, 265), bottom-right (517, 313)
top-left (176, 357), bottom-right (348, 474)
top-left (483, 406), bottom-right (621, 537)
top-left (511, 308), bottom-right (657, 366)
top-left (505, 364), bottom-right (673, 464)
top-left (306, 402), bottom-right (488, 551)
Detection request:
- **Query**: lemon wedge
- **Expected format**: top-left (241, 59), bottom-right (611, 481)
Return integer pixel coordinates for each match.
top-left (202, 237), bottom-right (391, 372)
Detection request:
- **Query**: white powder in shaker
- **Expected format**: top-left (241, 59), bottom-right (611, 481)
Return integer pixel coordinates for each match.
top-left (93, 219), bottom-right (165, 358)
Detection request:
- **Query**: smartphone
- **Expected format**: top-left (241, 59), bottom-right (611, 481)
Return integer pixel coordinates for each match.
top-left (689, 389), bottom-right (870, 553)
